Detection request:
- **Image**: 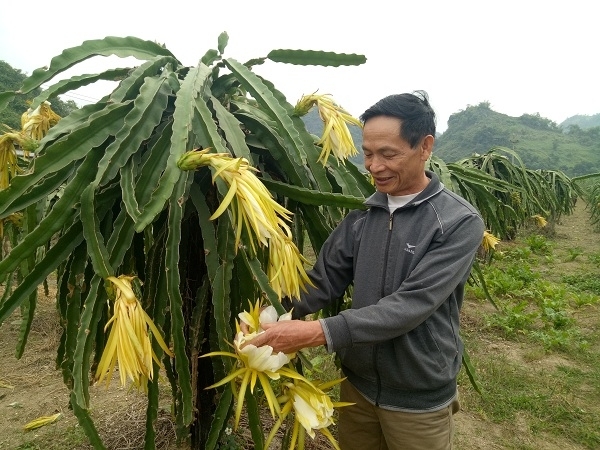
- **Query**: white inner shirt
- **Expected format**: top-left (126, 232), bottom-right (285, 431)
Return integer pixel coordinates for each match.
top-left (387, 192), bottom-right (420, 213)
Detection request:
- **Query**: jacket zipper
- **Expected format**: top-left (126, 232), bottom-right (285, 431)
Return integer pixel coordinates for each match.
top-left (375, 212), bottom-right (394, 406)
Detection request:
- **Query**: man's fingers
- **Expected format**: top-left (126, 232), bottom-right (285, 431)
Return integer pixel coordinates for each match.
top-left (239, 320), bottom-right (323, 354)
top-left (251, 334), bottom-right (266, 348)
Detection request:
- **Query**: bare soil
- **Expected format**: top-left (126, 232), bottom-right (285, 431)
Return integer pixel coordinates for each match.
top-left (0, 201), bottom-right (598, 449)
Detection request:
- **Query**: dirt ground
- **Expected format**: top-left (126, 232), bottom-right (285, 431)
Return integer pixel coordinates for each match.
top-left (0, 279), bottom-right (178, 450)
top-left (0, 201), bottom-right (598, 450)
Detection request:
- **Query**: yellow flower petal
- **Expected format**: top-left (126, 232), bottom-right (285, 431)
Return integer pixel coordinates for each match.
top-left (23, 413), bottom-right (62, 431)
top-left (482, 231), bottom-right (500, 252)
top-left (294, 93), bottom-right (362, 165)
top-left (531, 214), bottom-right (548, 228)
top-left (96, 275), bottom-right (172, 392)
top-left (291, 382), bottom-right (335, 438)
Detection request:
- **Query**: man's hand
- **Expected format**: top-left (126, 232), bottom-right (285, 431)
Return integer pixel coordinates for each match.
top-left (244, 319), bottom-right (326, 354)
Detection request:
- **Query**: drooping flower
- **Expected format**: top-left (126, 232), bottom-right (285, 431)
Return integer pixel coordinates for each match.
top-left (531, 214), bottom-right (548, 228)
top-left (95, 275), bottom-right (173, 392)
top-left (268, 232), bottom-right (314, 300)
top-left (177, 148), bottom-right (313, 300)
top-left (294, 93), bottom-right (362, 165)
top-left (0, 131), bottom-right (26, 240)
top-left (0, 132), bottom-right (26, 190)
top-left (482, 230), bottom-right (500, 252)
top-left (21, 101), bottom-right (61, 141)
top-left (203, 301), bottom-right (295, 430)
top-left (178, 148), bottom-right (292, 249)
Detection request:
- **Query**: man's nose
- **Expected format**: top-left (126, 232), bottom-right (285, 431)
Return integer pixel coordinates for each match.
top-left (368, 157), bottom-right (385, 172)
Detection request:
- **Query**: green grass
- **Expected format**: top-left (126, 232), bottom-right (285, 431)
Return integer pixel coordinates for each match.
top-left (458, 351), bottom-right (600, 448)
top-left (562, 273), bottom-right (600, 295)
top-left (460, 224), bottom-right (600, 448)
top-left (14, 425), bottom-right (88, 450)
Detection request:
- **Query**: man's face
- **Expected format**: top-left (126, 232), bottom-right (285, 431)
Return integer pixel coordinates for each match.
top-left (362, 116), bottom-right (433, 196)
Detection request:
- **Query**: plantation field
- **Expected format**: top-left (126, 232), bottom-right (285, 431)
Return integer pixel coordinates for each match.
top-left (1, 200), bottom-right (599, 450)
top-left (455, 199), bottom-right (600, 449)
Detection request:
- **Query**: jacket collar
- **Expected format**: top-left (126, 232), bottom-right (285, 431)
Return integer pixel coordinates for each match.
top-left (364, 171), bottom-right (444, 210)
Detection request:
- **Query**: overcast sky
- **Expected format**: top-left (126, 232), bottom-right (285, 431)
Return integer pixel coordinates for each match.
top-left (1, 0), bottom-right (597, 132)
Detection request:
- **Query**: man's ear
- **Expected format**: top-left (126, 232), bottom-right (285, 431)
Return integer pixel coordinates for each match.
top-left (420, 135), bottom-right (434, 161)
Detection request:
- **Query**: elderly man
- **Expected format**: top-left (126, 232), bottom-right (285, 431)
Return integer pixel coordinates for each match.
top-left (249, 91), bottom-right (484, 450)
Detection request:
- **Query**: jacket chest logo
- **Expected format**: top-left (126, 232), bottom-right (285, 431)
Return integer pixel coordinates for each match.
top-left (404, 243), bottom-right (416, 254)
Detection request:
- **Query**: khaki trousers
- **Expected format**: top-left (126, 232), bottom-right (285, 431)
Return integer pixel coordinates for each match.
top-left (338, 380), bottom-right (459, 450)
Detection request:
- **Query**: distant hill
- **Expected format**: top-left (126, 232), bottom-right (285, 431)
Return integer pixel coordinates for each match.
top-left (560, 113), bottom-right (600, 130)
top-left (434, 102), bottom-right (600, 176)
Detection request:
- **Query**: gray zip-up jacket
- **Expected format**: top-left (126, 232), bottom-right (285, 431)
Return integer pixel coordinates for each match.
top-left (290, 171), bottom-right (484, 411)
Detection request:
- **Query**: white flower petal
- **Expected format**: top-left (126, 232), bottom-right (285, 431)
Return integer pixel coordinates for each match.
top-left (292, 386), bottom-right (335, 435)
top-left (259, 306), bottom-right (278, 325)
top-left (293, 394), bottom-right (320, 438)
top-left (234, 331), bottom-right (259, 349)
top-left (279, 311), bottom-right (292, 321)
top-left (240, 342), bottom-right (289, 373)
